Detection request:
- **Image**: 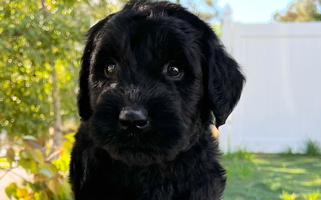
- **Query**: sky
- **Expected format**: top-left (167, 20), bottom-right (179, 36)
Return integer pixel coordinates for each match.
top-left (216, 0), bottom-right (295, 23)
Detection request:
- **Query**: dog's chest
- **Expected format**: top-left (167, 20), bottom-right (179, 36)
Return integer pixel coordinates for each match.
top-left (97, 162), bottom-right (180, 199)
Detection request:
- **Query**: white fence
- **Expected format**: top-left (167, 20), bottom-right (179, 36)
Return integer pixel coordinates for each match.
top-left (219, 7), bottom-right (321, 153)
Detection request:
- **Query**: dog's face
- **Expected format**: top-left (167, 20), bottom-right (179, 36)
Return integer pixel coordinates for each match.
top-left (78, 1), bottom-right (245, 166)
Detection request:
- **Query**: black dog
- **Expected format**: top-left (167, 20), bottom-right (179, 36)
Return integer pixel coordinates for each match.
top-left (70, 1), bottom-right (245, 199)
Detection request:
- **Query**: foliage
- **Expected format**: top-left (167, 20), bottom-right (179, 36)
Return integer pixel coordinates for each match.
top-left (222, 154), bottom-right (321, 200)
top-left (0, 0), bottom-right (90, 137)
top-left (274, 0), bottom-right (321, 22)
top-left (82, 0), bottom-right (127, 21)
top-left (0, 0), bottom-right (124, 140)
top-left (3, 133), bottom-right (74, 200)
top-left (304, 139), bottom-right (321, 155)
top-left (212, 23), bottom-right (222, 37)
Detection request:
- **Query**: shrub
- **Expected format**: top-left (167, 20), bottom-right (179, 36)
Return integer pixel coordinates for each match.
top-left (4, 133), bottom-right (74, 200)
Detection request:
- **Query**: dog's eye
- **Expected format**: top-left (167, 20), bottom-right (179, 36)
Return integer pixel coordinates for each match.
top-left (167, 65), bottom-right (182, 78)
top-left (105, 62), bottom-right (117, 76)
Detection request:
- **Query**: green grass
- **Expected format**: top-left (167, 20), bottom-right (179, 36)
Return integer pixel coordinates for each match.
top-left (221, 153), bottom-right (321, 200)
top-left (304, 140), bottom-right (321, 156)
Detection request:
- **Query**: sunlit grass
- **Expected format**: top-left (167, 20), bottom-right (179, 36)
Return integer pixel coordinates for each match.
top-left (262, 167), bottom-right (306, 174)
top-left (222, 153), bottom-right (321, 200)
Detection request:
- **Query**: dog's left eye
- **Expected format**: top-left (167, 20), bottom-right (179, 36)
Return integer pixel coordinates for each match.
top-left (167, 65), bottom-right (183, 78)
top-left (105, 62), bottom-right (117, 76)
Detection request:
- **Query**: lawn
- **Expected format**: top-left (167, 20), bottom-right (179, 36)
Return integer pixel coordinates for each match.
top-left (221, 153), bottom-right (321, 200)
top-left (1, 151), bottom-right (320, 200)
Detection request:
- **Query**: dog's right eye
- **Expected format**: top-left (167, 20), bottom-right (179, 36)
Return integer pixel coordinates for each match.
top-left (166, 65), bottom-right (183, 79)
top-left (105, 62), bottom-right (117, 76)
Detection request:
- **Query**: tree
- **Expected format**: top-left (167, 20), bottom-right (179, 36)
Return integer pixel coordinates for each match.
top-left (274, 0), bottom-right (321, 22)
top-left (0, 0), bottom-right (90, 145)
top-left (0, 0), bottom-right (126, 145)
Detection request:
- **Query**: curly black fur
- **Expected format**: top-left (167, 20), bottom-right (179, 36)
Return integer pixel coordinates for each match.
top-left (70, 1), bottom-right (245, 199)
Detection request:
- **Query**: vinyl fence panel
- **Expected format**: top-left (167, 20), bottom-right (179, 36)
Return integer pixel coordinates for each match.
top-left (220, 8), bottom-right (321, 153)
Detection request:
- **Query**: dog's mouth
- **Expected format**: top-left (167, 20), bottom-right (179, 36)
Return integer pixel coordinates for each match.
top-left (101, 128), bottom-right (170, 166)
top-left (119, 120), bottom-right (151, 136)
top-left (94, 122), bottom-right (181, 166)
top-left (115, 124), bottom-right (167, 149)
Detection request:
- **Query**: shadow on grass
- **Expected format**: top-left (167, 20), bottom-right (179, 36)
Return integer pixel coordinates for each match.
top-left (221, 153), bottom-right (321, 200)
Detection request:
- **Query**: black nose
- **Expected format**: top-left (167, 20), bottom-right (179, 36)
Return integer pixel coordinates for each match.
top-left (119, 107), bottom-right (148, 129)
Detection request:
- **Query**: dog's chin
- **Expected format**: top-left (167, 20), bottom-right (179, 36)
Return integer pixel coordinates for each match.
top-left (91, 120), bottom-right (190, 166)
top-left (103, 144), bottom-right (176, 167)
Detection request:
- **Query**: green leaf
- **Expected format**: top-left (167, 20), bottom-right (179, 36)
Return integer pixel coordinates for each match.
top-left (18, 158), bottom-right (28, 169)
top-left (64, 133), bottom-right (75, 143)
top-left (33, 149), bottom-right (44, 164)
top-left (38, 165), bottom-right (54, 178)
top-left (62, 140), bottom-right (72, 152)
top-left (16, 187), bottom-right (28, 198)
top-left (18, 150), bottom-right (33, 170)
top-left (5, 182), bottom-right (18, 198)
top-left (48, 179), bottom-right (59, 194)
top-left (6, 148), bottom-right (15, 165)
top-left (29, 160), bottom-right (38, 174)
top-left (20, 150), bottom-right (29, 159)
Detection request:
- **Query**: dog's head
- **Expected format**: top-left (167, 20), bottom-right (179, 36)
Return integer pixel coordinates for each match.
top-left (77, 1), bottom-right (245, 166)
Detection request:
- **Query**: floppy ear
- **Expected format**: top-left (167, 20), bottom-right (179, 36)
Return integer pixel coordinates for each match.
top-left (78, 15), bottom-right (114, 120)
top-left (207, 41), bottom-right (245, 127)
top-left (160, 5), bottom-right (245, 127)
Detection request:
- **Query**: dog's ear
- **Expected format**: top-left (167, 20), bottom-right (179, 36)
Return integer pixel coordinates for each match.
top-left (78, 15), bottom-right (114, 120)
top-left (206, 40), bottom-right (245, 127)
top-left (162, 6), bottom-right (245, 127)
